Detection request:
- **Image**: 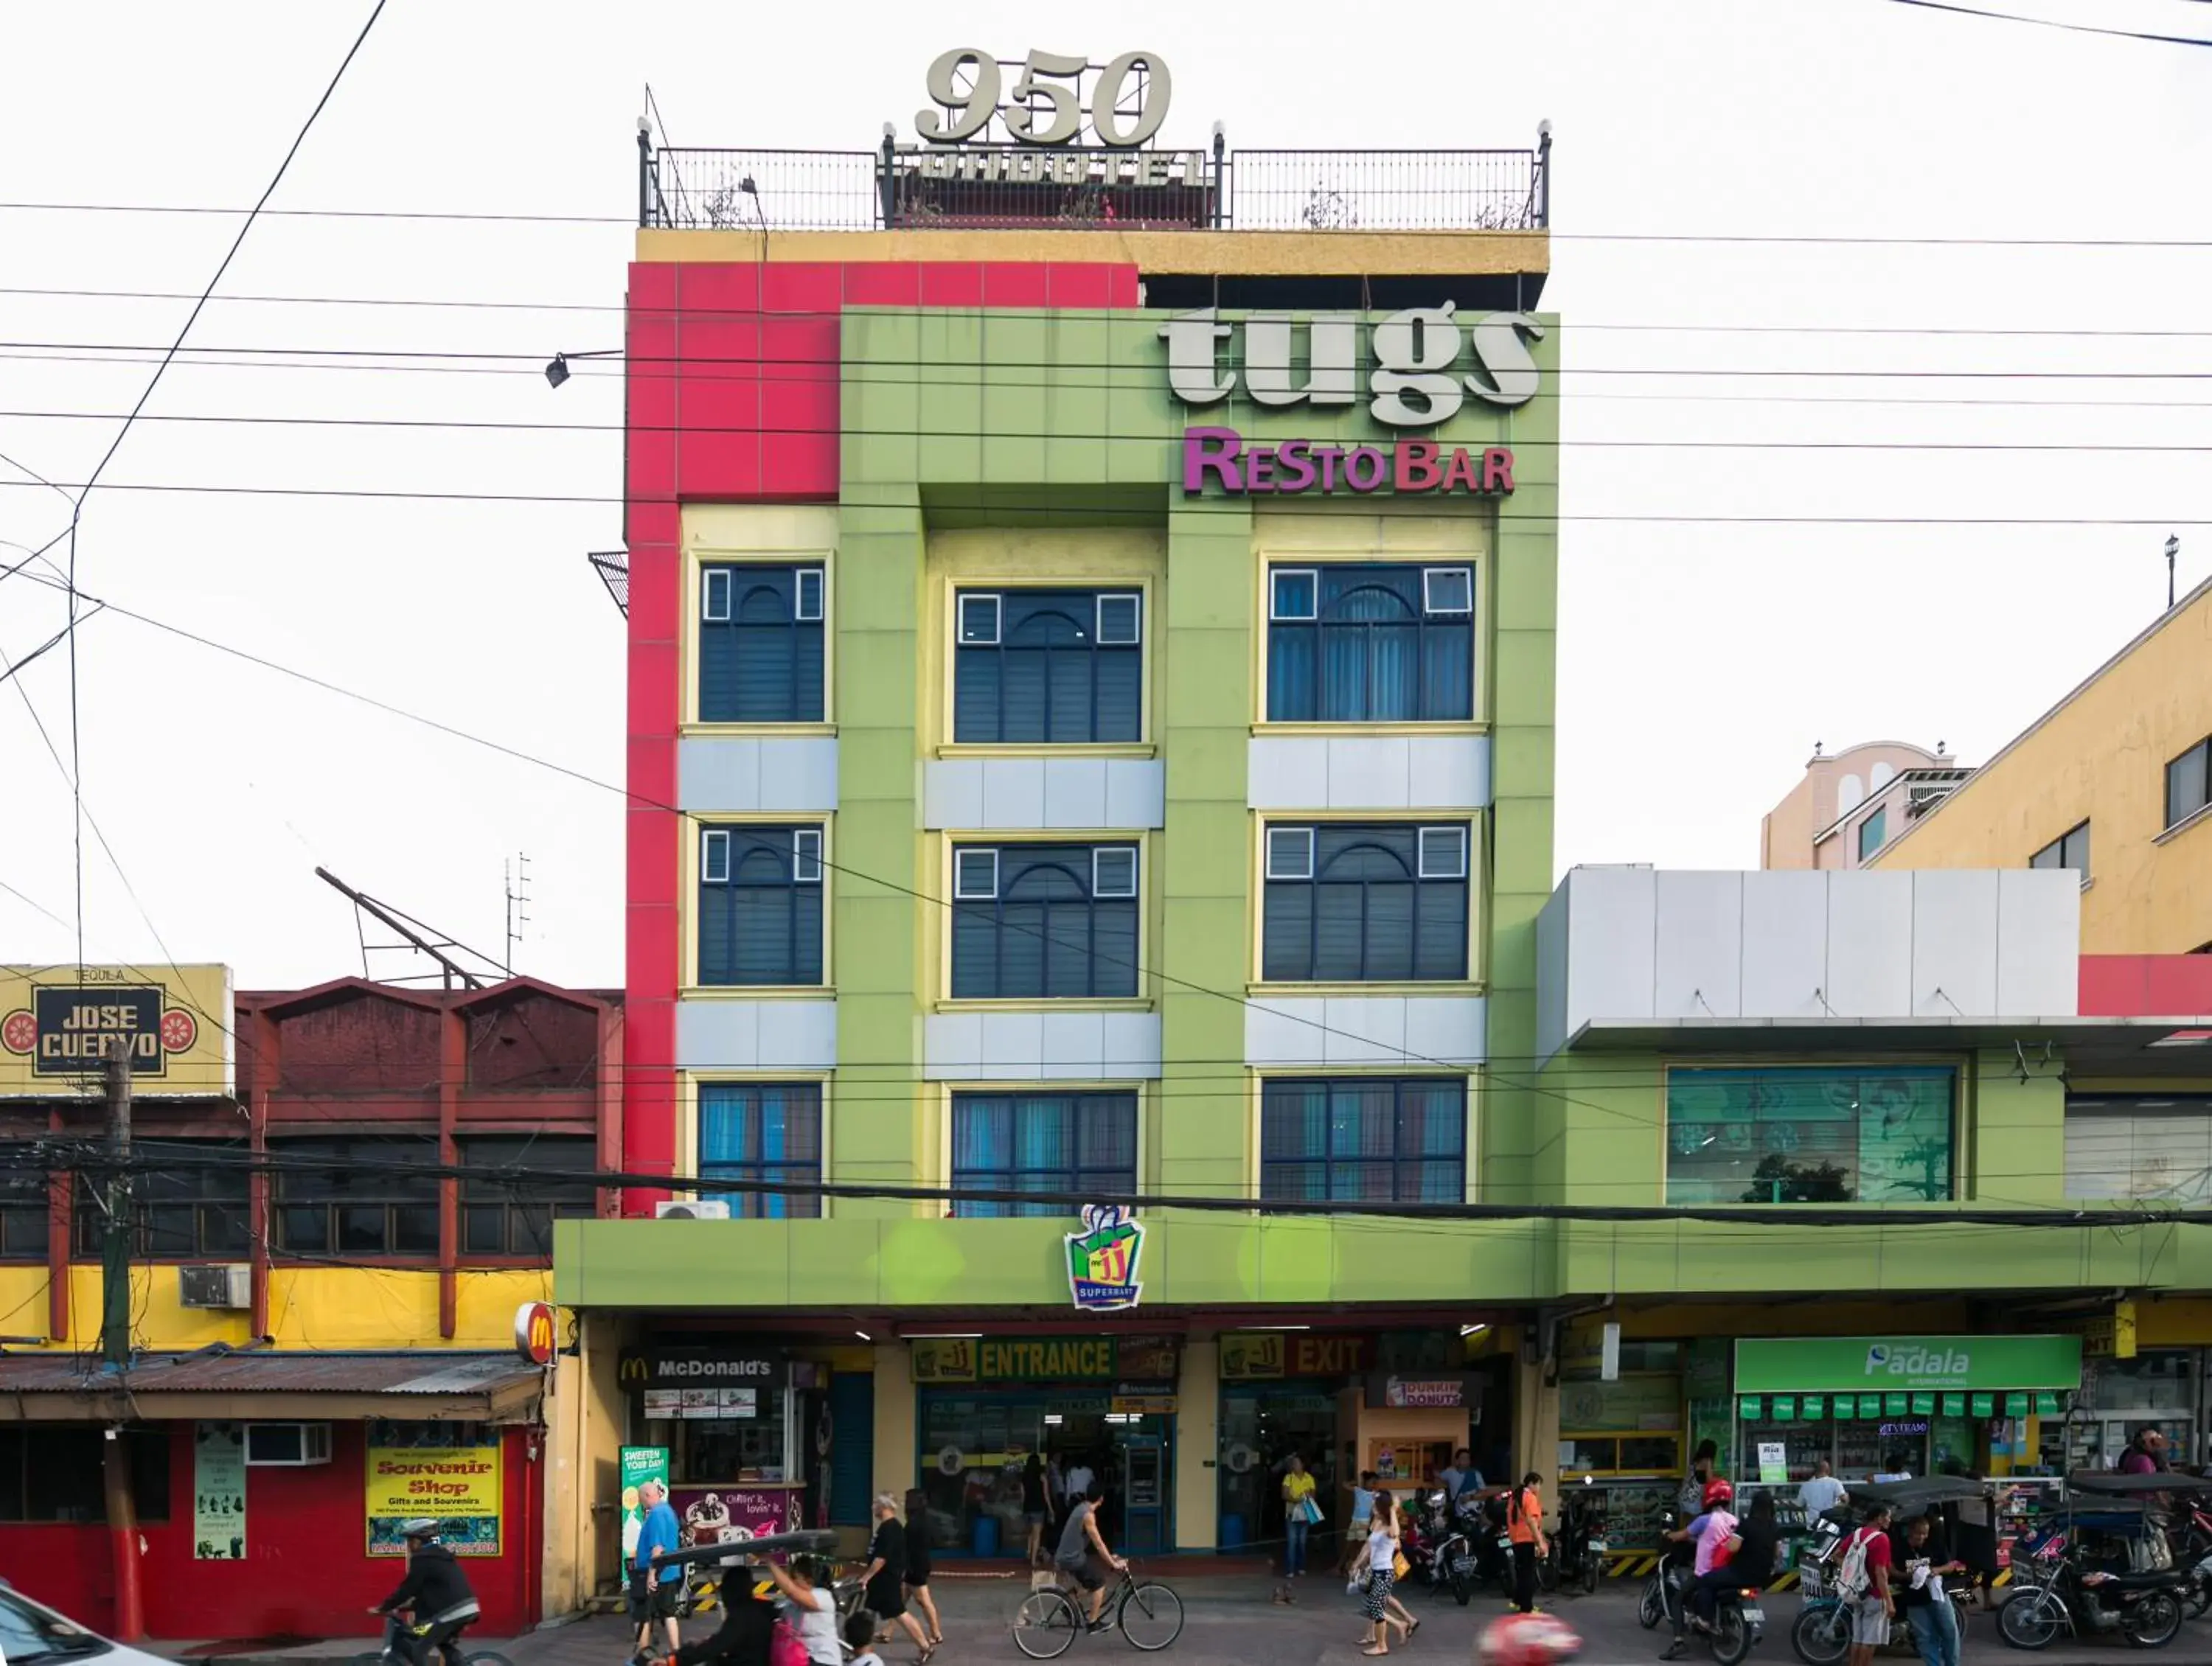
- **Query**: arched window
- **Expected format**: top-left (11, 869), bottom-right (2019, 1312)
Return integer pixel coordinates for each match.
top-left (1262, 823), bottom-right (1469, 983)
top-left (950, 843), bottom-right (1139, 999)
top-left (698, 564), bottom-right (825, 722)
top-left (698, 825), bottom-right (825, 986)
top-left (1267, 563), bottom-right (1473, 722)
top-left (954, 590), bottom-right (1141, 743)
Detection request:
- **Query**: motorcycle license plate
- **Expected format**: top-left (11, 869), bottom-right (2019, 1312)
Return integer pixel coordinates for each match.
top-left (1740, 1608), bottom-right (1764, 1625)
top-left (1587, 1538), bottom-right (1607, 1552)
top-left (1496, 1536), bottom-right (1513, 1551)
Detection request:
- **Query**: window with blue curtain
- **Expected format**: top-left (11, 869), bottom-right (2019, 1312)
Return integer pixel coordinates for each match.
top-left (949, 1092), bottom-right (1137, 1217)
top-left (1266, 563), bottom-right (1473, 722)
top-left (1259, 1078), bottom-right (1467, 1203)
top-left (950, 843), bottom-right (1138, 999)
top-left (1664, 1066), bottom-right (1956, 1205)
top-left (954, 590), bottom-right (1141, 744)
top-left (698, 564), bottom-right (824, 723)
top-left (697, 1082), bottom-right (824, 1218)
top-left (698, 825), bottom-right (824, 986)
top-left (1262, 823), bottom-right (1468, 983)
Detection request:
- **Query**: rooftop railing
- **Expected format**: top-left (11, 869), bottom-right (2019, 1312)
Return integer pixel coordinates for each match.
top-left (639, 130), bottom-right (1551, 234)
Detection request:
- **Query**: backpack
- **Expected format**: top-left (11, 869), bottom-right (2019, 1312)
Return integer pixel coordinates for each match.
top-left (1834, 1527), bottom-right (1877, 1600)
top-left (770, 1617), bottom-right (808, 1666)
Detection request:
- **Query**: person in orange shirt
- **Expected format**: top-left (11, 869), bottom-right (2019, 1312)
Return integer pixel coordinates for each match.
top-left (1505, 1471), bottom-right (1549, 1614)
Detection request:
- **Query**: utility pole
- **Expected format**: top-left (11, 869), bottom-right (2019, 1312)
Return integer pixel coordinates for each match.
top-left (100, 1036), bottom-right (145, 1640)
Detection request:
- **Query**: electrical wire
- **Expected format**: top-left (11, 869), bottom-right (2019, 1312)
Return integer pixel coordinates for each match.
top-left (16, 408), bottom-right (2212, 457)
top-left (1879, 0), bottom-right (2212, 47)
top-left (17, 284), bottom-right (2212, 340)
top-left (15, 200), bottom-right (2212, 246)
top-left (0, 482), bottom-right (2205, 525)
top-left (2, 556), bottom-right (2192, 1143)
top-left (24, 1138), bottom-right (2212, 1230)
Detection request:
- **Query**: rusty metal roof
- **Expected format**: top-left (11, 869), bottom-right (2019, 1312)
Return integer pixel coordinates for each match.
top-left (0, 1349), bottom-right (540, 1397)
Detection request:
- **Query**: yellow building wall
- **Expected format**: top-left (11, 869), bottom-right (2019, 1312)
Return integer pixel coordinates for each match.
top-left (1871, 585), bottom-right (2212, 953)
top-left (0, 1264), bottom-right (552, 1352)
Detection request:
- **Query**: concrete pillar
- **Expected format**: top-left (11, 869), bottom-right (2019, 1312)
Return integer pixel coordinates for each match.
top-left (1513, 1352), bottom-right (1559, 1514)
top-left (1176, 1339), bottom-right (1220, 1550)
top-left (873, 1341), bottom-right (917, 1506)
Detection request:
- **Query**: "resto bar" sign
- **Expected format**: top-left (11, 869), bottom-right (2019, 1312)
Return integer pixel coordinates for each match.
top-left (1182, 428), bottom-right (1515, 498)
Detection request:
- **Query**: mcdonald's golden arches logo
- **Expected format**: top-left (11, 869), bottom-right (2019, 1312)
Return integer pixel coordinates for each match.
top-left (513, 1301), bottom-right (557, 1366)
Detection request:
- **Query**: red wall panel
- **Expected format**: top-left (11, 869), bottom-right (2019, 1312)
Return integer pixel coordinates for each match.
top-left (2080, 955), bottom-right (2212, 1017)
top-left (0, 1424), bottom-right (536, 1641)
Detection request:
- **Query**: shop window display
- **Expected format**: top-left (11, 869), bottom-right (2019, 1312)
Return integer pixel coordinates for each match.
top-left (1665, 1066), bottom-right (1956, 1205)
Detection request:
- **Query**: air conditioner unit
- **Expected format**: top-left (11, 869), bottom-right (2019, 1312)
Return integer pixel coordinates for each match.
top-left (178, 1264), bottom-right (252, 1310)
top-left (244, 1421), bottom-right (333, 1467)
top-left (655, 1199), bottom-right (731, 1221)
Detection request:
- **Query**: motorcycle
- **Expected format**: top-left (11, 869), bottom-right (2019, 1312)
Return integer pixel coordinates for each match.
top-left (2000, 1526), bottom-right (2188, 1651)
top-left (1705, 1582), bottom-right (1767, 1666)
top-left (1400, 1493), bottom-right (1478, 1605)
top-left (1546, 1478), bottom-right (1610, 1597)
top-left (1639, 1507), bottom-right (1691, 1633)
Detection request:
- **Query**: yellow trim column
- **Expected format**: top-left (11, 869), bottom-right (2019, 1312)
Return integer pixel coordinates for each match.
top-left (1177, 1340), bottom-right (1220, 1550)
top-left (874, 1341), bottom-right (917, 1510)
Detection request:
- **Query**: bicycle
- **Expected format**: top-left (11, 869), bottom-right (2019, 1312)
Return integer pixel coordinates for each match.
top-left (351, 1613), bottom-right (512, 1666)
top-left (1013, 1564), bottom-right (1185, 1659)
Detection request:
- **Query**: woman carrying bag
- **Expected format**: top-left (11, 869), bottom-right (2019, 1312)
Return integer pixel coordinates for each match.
top-left (1355, 1491), bottom-right (1419, 1656)
top-left (1282, 1452), bottom-right (1321, 1578)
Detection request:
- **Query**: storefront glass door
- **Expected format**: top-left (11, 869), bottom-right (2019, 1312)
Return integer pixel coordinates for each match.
top-left (1217, 1387), bottom-right (1338, 1555)
top-left (917, 1389), bottom-right (1174, 1557)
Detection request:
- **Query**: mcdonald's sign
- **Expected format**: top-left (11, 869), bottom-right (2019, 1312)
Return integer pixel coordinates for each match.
top-left (513, 1301), bottom-right (557, 1366)
top-left (617, 1347), bottom-right (787, 1392)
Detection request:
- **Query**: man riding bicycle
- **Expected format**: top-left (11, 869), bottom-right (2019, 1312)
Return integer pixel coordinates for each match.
top-left (1053, 1477), bottom-right (1125, 1632)
top-left (370, 1518), bottom-right (481, 1666)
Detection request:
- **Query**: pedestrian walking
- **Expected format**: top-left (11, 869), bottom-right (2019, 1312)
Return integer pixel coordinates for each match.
top-left (1340, 1471), bottom-right (1378, 1577)
top-left (1357, 1489), bottom-right (1414, 1656)
top-left (861, 1494), bottom-right (933, 1664)
top-left (630, 1478), bottom-right (684, 1666)
top-left (902, 1489), bottom-right (942, 1648)
top-left (1021, 1454), bottom-right (1057, 1568)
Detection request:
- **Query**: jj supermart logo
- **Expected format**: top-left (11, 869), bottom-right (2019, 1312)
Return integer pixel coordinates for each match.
top-left (1866, 1343), bottom-right (1970, 1378)
top-left (1, 984), bottom-right (198, 1076)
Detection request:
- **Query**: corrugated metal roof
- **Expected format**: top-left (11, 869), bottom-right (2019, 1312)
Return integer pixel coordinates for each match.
top-left (0, 1350), bottom-right (540, 1397)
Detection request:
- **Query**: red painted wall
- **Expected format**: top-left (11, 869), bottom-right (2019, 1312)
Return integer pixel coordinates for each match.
top-left (0, 1424), bottom-right (538, 1640)
top-left (2079, 955), bottom-right (2212, 1017)
top-left (620, 258), bottom-right (1141, 1207)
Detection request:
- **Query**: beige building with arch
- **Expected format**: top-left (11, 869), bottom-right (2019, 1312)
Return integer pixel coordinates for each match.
top-left (1761, 739), bottom-right (1973, 871)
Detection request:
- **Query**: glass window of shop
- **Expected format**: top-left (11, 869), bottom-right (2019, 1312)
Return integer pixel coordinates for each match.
top-left (2049, 1352), bottom-right (2199, 1469)
top-left (1558, 1342), bottom-right (1682, 1553)
top-left (1665, 1066), bottom-right (1956, 1205)
top-left (623, 1349), bottom-right (804, 1496)
top-left (916, 1389), bottom-right (1172, 1558)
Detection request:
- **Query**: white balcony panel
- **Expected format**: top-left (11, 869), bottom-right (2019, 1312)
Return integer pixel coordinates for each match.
top-left (679, 737), bottom-right (839, 815)
top-left (925, 1010), bottom-right (1164, 1080)
top-left (1247, 735), bottom-right (1491, 810)
top-left (677, 997), bottom-right (838, 1073)
top-left (1245, 994), bottom-right (1486, 1067)
top-left (923, 759), bottom-right (1165, 830)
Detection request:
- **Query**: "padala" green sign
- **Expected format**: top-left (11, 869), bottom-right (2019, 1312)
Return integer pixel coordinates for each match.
top-left (1733, 1335), bottom-right (2080, 1395)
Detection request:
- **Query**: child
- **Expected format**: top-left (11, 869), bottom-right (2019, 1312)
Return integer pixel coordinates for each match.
top-left (844, 1611), bottom-right (882, 1666)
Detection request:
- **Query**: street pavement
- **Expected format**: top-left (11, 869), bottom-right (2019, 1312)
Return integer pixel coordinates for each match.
top-left (153, 1576), bottom-right (2212, 1666)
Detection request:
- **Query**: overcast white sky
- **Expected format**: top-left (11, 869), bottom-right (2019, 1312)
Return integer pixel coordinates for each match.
top-left (2, 0), bottom-right (2211, 989)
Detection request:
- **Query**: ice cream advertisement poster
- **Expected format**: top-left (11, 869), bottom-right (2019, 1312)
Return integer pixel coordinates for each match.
top-left (1065, 1203), bottom-right (1144, 1311)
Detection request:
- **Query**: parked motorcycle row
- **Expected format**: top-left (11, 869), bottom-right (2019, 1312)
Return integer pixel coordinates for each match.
top-left (1395, 1478), bottom-right (1613, 1607)
top-left (1786, 1472), bottom-right (2212, 1662)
